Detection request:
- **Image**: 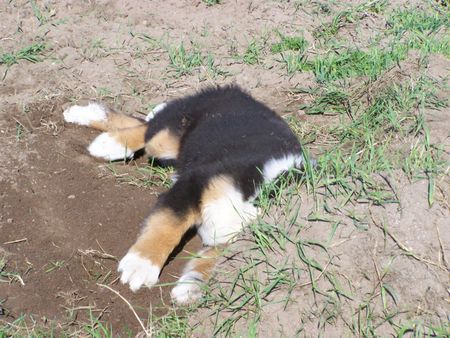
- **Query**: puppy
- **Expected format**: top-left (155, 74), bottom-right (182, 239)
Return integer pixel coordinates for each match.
top-left (63, 85), bottom-right (305, 303)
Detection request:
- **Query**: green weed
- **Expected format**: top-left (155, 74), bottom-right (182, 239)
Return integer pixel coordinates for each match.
top-left (0, 314), bottom-right (61, 337)
top-left (82, 310), bottom-right (114, 338)
top-left (312, 46), bottom-right (407, 82)
top-left (151, 308), bottom-right (190, 338)
top-left (202, 53), bottom-right (229, 79)
top-left (280, 53), bottom-right (305, 75)
top-left (386, 8), bottom-right (450, 57)
top-left (314, 0), bottom-right (388, 41)
top-left (387, 8), bottom-right (449, 35)
top-left (291, 75), bottom-right (447, 206)
top-left (271, 33), bottom-right (308, 54)
top-left (167, 43), bottom-right (204, 76)
top-left (243, 40), bottom-right (263, 65)
top-left (403, 129), bottom-right (448, 206)
top-left (278, 43), bottom-right (411, 81)
top-left (44, 260), bottom-right (65, 273)
top-left (203, 0), bottom-right (221, 6)
top-left (296, 86), bottom-right (350, 115)
top-left (29, 0), bottom-right (52, 26)
top-left (0, 43), bottom-right (47, 67)
top-left (0, 256), bottom-right (23, 285)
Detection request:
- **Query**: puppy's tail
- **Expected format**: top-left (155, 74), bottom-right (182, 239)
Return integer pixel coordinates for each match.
top-left (63, 102), bottom-right (147, 161)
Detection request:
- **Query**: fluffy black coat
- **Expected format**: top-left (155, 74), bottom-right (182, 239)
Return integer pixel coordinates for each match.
top-left (145, 86), bottom-right (302, 214)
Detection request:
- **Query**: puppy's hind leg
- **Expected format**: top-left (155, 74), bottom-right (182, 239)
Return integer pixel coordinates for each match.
top-left (63, 102), bottom-right (145, 131)
top-left (88, 125), bottom-right (147, 161)
top-left (170, 246), bottom-right (222, 304)
top-left (171, 175), bottom-right (258, 303)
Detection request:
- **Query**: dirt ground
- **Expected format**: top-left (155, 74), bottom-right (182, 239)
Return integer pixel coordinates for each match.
top-left (1, 0), bottom-right (449, 336)
top-left (1, 98), bottom-right (204, 333)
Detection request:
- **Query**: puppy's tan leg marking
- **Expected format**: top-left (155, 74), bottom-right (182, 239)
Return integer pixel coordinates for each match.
top-left (63, 102), bottom-right (145, 131)
top-left (88, 125), bottom-right (147, 161)
top-left (90, 112), bottom-right (145, 131)
top-left (132, 208), bottom-right (199, 266)
top-left (110, 125), bottom-right (147, 151)
top-left (171, 246), bottom-right (222, 303)
top-left (145, 128), bottom-right (180, 160)
top-left (118, 207), bottom-right (200, 292)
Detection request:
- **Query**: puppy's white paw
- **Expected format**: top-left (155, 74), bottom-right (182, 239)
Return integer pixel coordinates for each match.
top-left (145, 102), bottom-right (167, 122)
top-left (118, 252), bottom-right (160, 292)
top-left (63, 102), bottom-right (107, 126)
top-left (170, 271), bottom-right (203, 304)
top-left (88, 132), bottom-right (134, 160)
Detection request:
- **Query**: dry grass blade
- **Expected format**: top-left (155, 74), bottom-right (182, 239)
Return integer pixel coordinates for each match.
top-left (370, 211), bottom-right (447, 272)
top-left (77, 249), bottom-right (117, 261)
top-left (3, 238), bottom-right (28, 245)
top-left (96, 283), bottom-right (152, 337)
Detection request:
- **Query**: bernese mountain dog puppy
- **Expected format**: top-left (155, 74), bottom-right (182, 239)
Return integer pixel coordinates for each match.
top-left (63, 85), bottom-right (305, 303)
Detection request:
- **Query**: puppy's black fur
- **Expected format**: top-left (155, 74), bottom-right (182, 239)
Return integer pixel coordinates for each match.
top-left (146, 85), bottom-right (302, 214)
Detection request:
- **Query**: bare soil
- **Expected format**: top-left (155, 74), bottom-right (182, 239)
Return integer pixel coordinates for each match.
top-left (0, 0), bottom-right (449, 336)
top-left (0, 98), bottom-right (202, 333)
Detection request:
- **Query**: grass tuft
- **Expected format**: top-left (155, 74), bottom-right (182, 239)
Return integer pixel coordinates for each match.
top-left (0, 43), bottom-right (47, 67)
top-left (242, 40), bottom-right (263, 65)
top-left (270, 33), bottom-right (308, 54)
top-left (203, 0), bottom-right (221, 6)
top-left (167, 43), bottom-right (204, 77)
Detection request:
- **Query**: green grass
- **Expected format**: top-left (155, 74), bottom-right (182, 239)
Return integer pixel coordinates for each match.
top-left (0, 43), bottom-right (46, 67)
top-left (242, 40), bottom-right (263, 65)
top-left (164, 42), bottom-right (226, 79)
top-left (167, 43), bottom-right (204, 77)
top-left (314, 0), bottom-right (388, 41)
top-left (29, 0), bottom-right (49, 26)
top-left (0, 311), bottom-right (114, 337)
top-left (44, 260), bottom-right (65, 273)
top-left (314, 9), bottom-right (357, 41)
top-left (203, 0), bottom-right (221, 6)
top-left (192, 68), bottom-right (448, 335)
top-left (386, 8), bottom-right (450, 57)
top-left (286, 4), bottom-right (449, 81)
top-left (82, 311), bottom-right (114, 338)
top-left (0, 256), bottom-right (23, 286)
top-left (270, 33), bottom-right (308, 54)
top-left (387, 8), bottom-right (449, 35)
top-left (294, 75), bottom-right (448, 204)
top-left (2, 1), bottom-right (449, 337)
top-left (310, 45), bottom-right (408, 82)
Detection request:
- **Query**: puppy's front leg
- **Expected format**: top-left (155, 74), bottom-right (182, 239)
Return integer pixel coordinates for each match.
top-left (118, 177), bottom-right (200, 291)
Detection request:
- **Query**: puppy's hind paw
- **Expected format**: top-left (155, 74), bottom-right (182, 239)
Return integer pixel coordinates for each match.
top-left (170, 271), bottom-right (204, 304)
top-left (88, 132), bottom-right (134, 161)
top-left (63, 102), bottom-right (107, 126)
top-left (118, 252), bottom-right (160, 292)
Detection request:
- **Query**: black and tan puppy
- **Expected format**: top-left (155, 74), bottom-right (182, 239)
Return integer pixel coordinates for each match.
top-left (63, 85), bottom-right (304, 303)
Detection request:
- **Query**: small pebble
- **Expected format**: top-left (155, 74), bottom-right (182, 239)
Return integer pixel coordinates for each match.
top-left (68, 194), bottom-right (75, 199)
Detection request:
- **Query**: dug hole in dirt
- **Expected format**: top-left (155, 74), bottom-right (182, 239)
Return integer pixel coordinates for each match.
top-left (0, 97), bottom-right (202, 333)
